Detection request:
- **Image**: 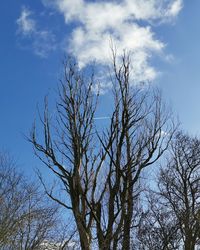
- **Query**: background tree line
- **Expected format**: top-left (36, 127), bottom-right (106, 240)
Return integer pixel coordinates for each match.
top-left (2, 53), bottom-right (200, 249)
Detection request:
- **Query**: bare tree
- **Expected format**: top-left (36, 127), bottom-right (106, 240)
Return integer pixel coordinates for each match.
top-left (0, 153), bottom-right (24, 247)
top-left (30, 55), bottom-right (175, 249)
top-left (145, 132), bottom-right (200, 250)
top-left (0, 152), bottom-right (61, 250)
top-left (137, 192), bottom-right (181, 249)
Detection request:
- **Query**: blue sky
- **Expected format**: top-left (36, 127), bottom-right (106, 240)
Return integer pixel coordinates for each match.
top-left (0, 0), bottom-right (199, 173)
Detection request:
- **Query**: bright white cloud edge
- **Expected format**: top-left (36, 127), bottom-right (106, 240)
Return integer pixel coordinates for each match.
top-left (42, 0), bottom-right (183, 86)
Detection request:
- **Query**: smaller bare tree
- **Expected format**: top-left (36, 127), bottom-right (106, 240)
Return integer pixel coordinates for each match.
top-left (143, 132), bottom-right (200, 250)
top-left (0, 152), bottom-right (64, 250)
top-left (137, 192), bottom-right (181, 249)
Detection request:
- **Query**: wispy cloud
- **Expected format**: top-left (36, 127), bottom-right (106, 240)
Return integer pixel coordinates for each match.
top-left (16, 7), bottom-right (56, 57)
top-left (166, 0), bottom-right (183, 17)
top-left (43, 0), bottom-right (183, 83)
top-left (16, 7), bottom-right (36, 35)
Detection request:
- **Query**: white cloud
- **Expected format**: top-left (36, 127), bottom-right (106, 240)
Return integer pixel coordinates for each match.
top-left (17, 7), bottom-right (36, 35)
top-left (17, 7), bottom-right (56, 57)
top-left (166, 0), bottom-right (183, 17)
top-left (42, 0), bottom-right (183, 83)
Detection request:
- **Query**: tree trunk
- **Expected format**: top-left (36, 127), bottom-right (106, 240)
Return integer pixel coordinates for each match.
top-left (76, 218), bottom-right (91, 250)
top-left (122, 195), bottom-right (133, 250)
top-left (184, 236), bottom-right (195, 250)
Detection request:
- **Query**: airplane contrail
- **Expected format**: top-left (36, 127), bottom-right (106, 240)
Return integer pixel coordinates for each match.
top-left (93, 116), bottom-right (110, 120)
